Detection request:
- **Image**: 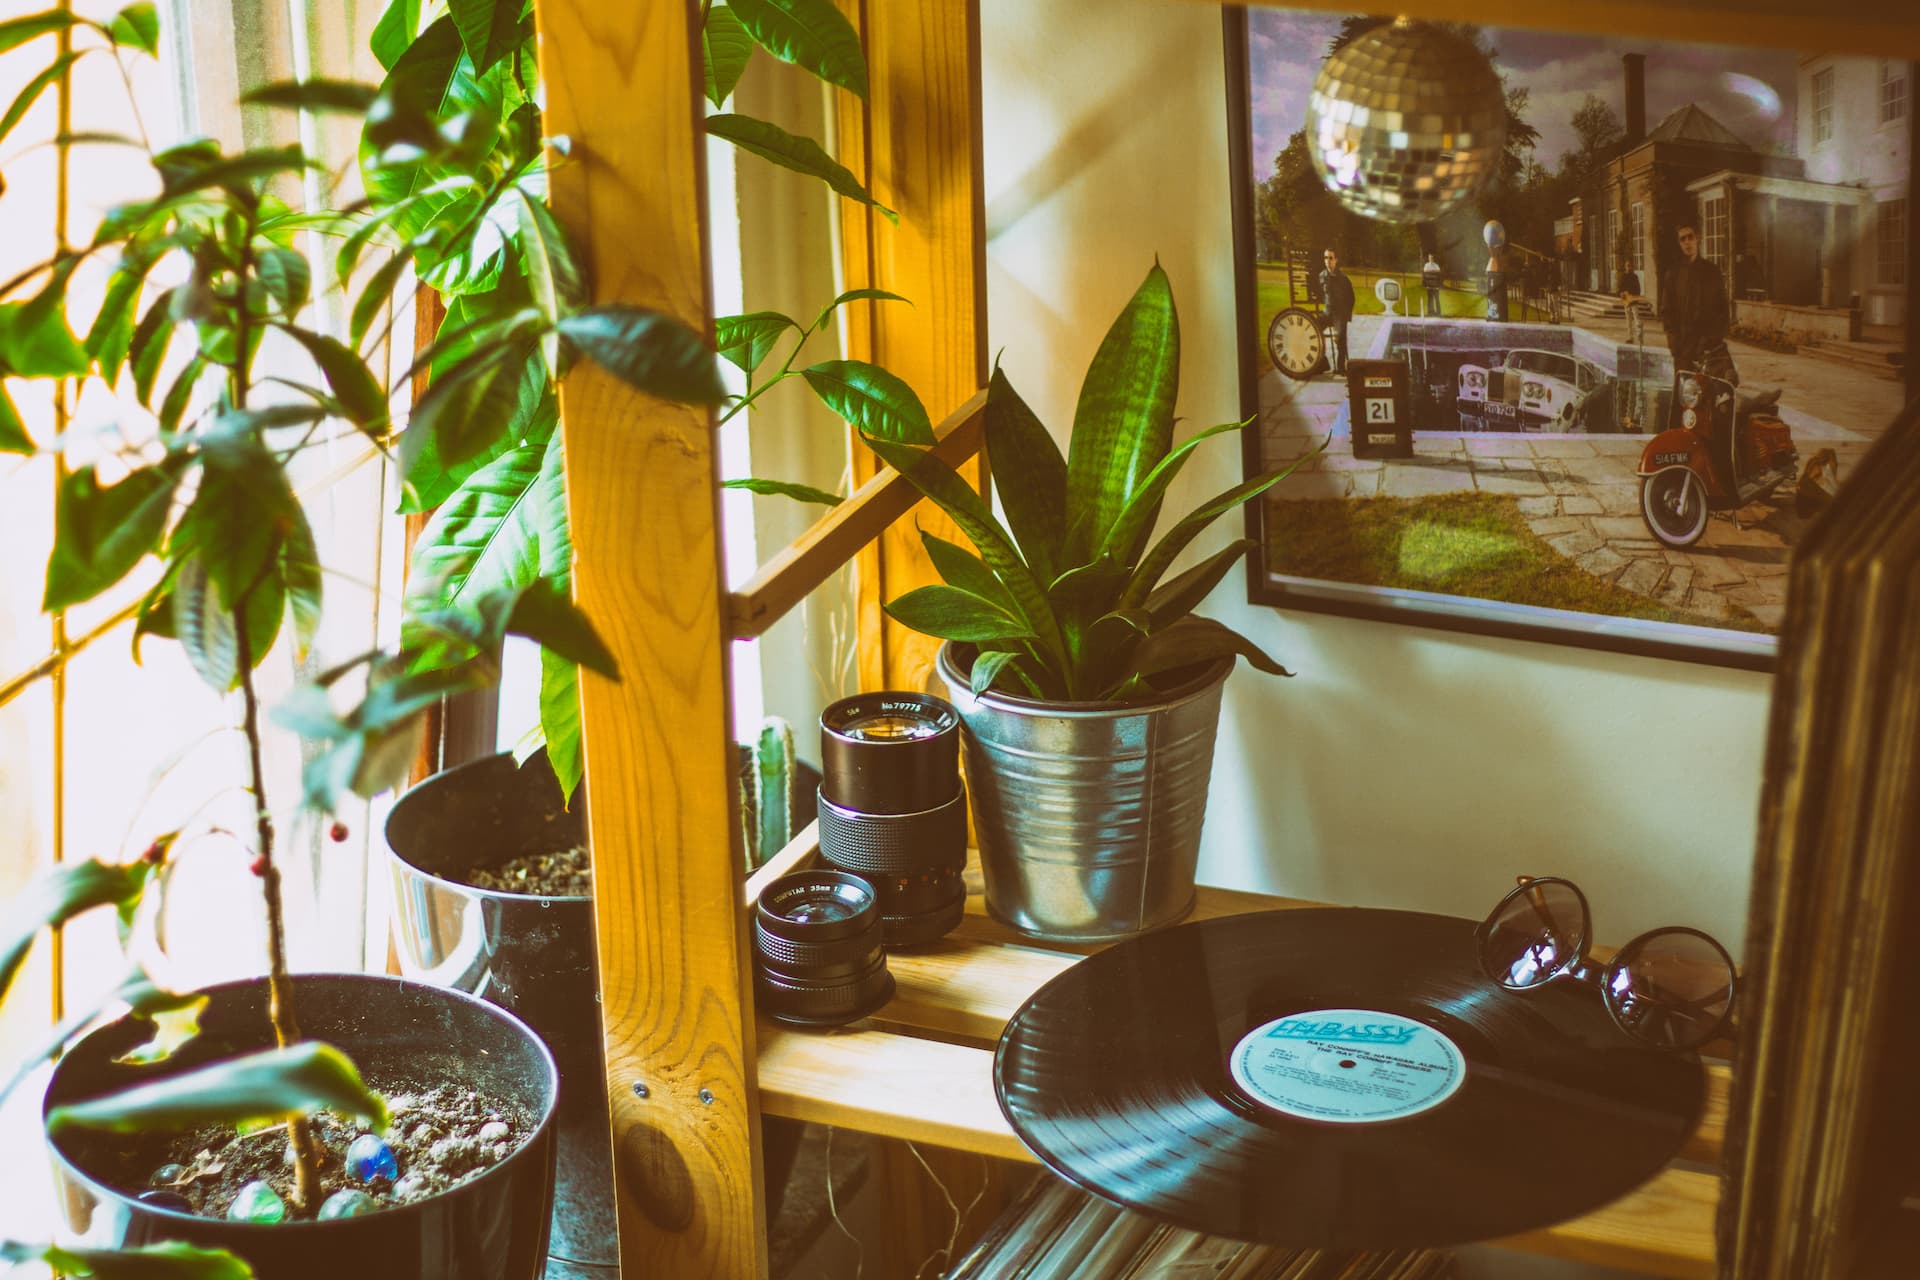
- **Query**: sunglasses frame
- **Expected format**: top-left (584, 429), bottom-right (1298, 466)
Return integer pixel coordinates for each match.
top-left (1473, 876), bottom-right (1737, 1051)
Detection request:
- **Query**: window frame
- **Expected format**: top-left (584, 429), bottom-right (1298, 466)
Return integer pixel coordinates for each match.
top-left (1880, 60), bottom-right (1908, 127)
top-left (1812, 66), bottom-right (1835, 144)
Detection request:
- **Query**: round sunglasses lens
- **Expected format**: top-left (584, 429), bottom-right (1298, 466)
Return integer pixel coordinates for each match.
top-left (1479, 880), bottom-right (1587, 989)
top-left (1605, 929), bottom-right (1734, 1050)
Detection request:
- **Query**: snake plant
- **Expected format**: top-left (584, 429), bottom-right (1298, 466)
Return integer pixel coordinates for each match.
top-left (864, 264), bottom-right (1318, 703)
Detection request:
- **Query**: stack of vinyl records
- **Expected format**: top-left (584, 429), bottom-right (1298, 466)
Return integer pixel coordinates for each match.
top-left (947, 1173), bottom-right (1452, 1279)
top-left (1718, 396), bottom-right (1920, 1279)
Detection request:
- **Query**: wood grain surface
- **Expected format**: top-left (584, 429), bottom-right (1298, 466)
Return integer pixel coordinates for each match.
top-left (532, 2), bottom-right (765, 1275)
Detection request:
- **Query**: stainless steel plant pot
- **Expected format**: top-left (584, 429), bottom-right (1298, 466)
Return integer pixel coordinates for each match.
top-left (936, 644), bottom-right (1233, 942)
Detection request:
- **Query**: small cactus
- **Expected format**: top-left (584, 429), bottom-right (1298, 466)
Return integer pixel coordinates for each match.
top-left (749, 717), bottom-right (797, 870)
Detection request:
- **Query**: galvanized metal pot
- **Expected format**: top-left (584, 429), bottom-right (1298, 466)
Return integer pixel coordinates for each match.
top-left (936, 644), bottom-right (1233, 942)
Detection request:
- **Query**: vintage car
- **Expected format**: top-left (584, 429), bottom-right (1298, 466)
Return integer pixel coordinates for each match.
top-left (1456, 348), bottom-right (1607, 430)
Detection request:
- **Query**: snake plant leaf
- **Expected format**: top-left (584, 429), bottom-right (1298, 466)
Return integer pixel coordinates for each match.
top-left (883, 584), bottom-right (1033, 644)
top-left (105, 2), bottom-right (160, 56)
top-left (46, 1041), bottom-right (389, 1135)
top-left (1064, 262), bottom-right (1178, 563)
top-left (557, 305), bottom-right (727, 405)
top-left (0, 11), bottom-right (81, 55)
top-left (859, 434), bottom-right (1064, 682)
top-left (726, 0), bottom-right (866, 98)
top-left (1121, 615), bottom-right (1292, 688)
top-left (1144, 538), bottom-right (1255, 628)
top-left (983, 363), bottom-right (1068, 582)
top-left (0, 860), bottom-right (155, 1005)
top-left (703, 4), bottom-right (755, 108)
top-left (0, 1241), bottom-right (255, 1279)
top-left (801, 360), bottom-right (932, 444)
top-left (705, 114), bottom-right (895, 222)
top-left (1120, 443), bottom-right (1323, 611)
top-left (714, 311), bottom-right (797, 377)
top-left (448, 0), bottom-right (519, 75)
top-left (921, 529), bottom-right (1014, 612)
top-left (723, 477), bottom-right (842, 507)
top-left (43, 457), bottom-right (184, 611)
top-left (1095, 417), bottom-right (1251, 569)
top-left (968, 649), bottom-right (1024, 696)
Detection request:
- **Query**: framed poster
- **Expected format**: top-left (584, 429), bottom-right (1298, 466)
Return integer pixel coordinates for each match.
top-left (1226, 11), bottom-right (1917, 669)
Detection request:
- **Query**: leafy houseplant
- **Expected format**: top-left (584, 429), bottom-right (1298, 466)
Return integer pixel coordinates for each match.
top-left (859, 264), bottom-right (1321, 941)
top-left (0, 1), bottom-right (733, 1271)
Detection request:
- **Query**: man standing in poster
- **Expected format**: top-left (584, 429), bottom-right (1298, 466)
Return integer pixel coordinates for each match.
top-left (1664, 222), bottom-right (1736, 384)
top-left (1422, 254), bottom-right (1443, 317)
top-left (1320, 247), bottom-right (1354, 376)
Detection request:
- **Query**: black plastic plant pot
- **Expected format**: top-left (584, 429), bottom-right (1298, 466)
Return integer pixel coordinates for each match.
top-left (42, 973), bottom-right (559, 1280)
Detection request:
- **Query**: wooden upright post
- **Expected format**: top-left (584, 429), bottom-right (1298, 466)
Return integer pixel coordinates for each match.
top-left (836, 0), bottom-right (988, 693)
top-left (534, 3), bottom-right (766, 1276)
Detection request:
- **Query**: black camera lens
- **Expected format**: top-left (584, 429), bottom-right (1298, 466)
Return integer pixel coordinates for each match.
top-left (753, 870), bottom-right (894, 1027)
top-left (818, 692), bottom-right (967, 948)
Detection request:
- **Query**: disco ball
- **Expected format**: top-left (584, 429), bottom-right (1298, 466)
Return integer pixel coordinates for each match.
top-left (1305, 18), bottom-right (1507, 225)
top-left (1483, 219), bottom-right (1507, 249)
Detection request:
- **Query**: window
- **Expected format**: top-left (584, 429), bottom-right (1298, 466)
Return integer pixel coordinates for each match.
top-left (1882, 61), bottom-right (1909, 126)
top-left (1880, 199), bottom-right (1908, 287)
top-left (1702, 195), bottom-right (1730, 275)
top-left (1813, 67), bottom-right (1834, 144)
top-left (1631, 202), bottom-right (1648, 273)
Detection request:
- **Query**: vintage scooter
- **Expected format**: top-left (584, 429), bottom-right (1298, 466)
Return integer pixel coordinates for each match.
top-left (1635, 366), bottom-right (1799, 549)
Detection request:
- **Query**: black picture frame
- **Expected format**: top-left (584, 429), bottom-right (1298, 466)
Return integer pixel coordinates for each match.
top-left (1224, 10), bottom-right (1919, 671)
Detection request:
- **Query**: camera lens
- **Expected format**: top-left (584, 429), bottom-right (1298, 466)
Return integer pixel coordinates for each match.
top-left (818, 693), bottom-right (968, 948)
top-left (754, 870), bottom-right (894, 1027)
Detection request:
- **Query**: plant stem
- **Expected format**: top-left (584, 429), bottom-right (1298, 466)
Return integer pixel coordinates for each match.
top-left (233, 589), bottom-right (323, 1214)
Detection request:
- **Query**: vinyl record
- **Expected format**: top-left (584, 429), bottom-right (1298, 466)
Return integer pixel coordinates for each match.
top-left (993, 908), bottom-right (1706, 1249)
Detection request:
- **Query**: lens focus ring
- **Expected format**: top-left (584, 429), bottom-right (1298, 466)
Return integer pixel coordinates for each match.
top-left (817, 787), bottom-right (968, 874)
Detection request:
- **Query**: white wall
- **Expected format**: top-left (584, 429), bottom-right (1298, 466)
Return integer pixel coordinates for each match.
top-left (980, 0), bottom-right (1770, 953)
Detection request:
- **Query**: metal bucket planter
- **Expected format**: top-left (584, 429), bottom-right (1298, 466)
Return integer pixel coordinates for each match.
top-left (936, 644), bottom-right (1234, 943)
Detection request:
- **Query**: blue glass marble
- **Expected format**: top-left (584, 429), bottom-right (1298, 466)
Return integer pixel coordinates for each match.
top-left (149, 1162), bottom-right (188, 1187)
top-left (317, 1188), bottom-right (380, 1219)
top-left (227, 1180), bottom-right (286, 1223)
top-left (138, 1189), bottom-right (193, 1212)
top-left (345, 1132), bottom-right (399, 1183)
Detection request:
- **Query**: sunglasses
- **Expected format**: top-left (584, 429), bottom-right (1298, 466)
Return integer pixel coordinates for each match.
top-left (1474, 876), bottom-right (1736, 1051)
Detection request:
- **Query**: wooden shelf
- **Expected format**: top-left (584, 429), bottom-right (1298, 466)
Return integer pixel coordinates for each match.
top-left (752, 858), bottom-right (1727, 1278)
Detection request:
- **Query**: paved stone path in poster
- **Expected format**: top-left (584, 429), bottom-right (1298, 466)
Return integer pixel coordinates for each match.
top-left (1256, 312), bottom-right (1897, 630)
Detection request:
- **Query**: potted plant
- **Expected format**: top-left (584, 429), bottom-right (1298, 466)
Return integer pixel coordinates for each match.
top-left (859, 264), bottom-right (1320, 941)
top-left (0, 3), bottom-right (730, 1273)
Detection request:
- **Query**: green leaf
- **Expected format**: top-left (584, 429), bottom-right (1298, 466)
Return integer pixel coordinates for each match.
top-left (969, 649), bottom-right (1022, 696)
top-left (0, 11), bottom-right (80, 55)
top-left (0, 859), bottom-right (153, 1005)
top-left (1120, 443), bottom-right (1323, 611)
top-left (703, 4), bottom-right (755, 108)
top-left (802, 359), bottom-right (931, 443)
top-left (0, 50), bottom-right (83, 150)
top-left (85, 259), bottom-right (149, 383)
top-left (105, 3), bottom-right (159, 55)
top-left (46, 1041), bottom-right (388, 1135)
top-left (369, 0), bottom-right (423, 70)
top-left (722, 477), bottom-right (841, 506)
top-left (0, 299), bottom-right (88, 377)
top-left (714, 311), bottom-right (796, 377)
top-left (403, 337), bottom-right (538, 480)
top-left (537, 647), bottom-right (582, 799)
top-left (983, 363), bottom-right (1067, 582)
top-left (513, 190), bottom-right (580, 373)
top-left (0, 385), bottom-right (31, 454)
top-left (172, 436), bottom-right (299, 605)
top-left (812, 288), bottom-right (909, 330)
top-left (885, 584), bottom-right (1031, 643)
top-left (44, 460), bottom-right (183, 611)
top-left (727, 0), bottom-right (867, 97)
top-left (705, 114), bottom-right (895, 222)
top-left (1096, 417), bottom-right (1251, 569)
top-left (1121, 615), bottom-right (1292, 690)
top-left (242, 79), bottom-right (379, 114)
top-left (127, 289), bottom-right (176, 405)
top-left (506, 581), bottom-right (618, 678)
top-left (1065, 263), bottom-right (1178, 563)
top-left (131, 576), bottom-right (176, 659)
top-left (1144, 538), bottom-right (1254, 628)
top-left (282, 325), bottom-right (387, 428)
top-left (155, 355), bottom-right (205, 435)
top-left (350, 249), bottom-right (412, 348)
top-left (0, 1240), bottom-right (255, 1280)
top-left (113, 992), bottom-right (208, 1066)
top-left (282, 503), bottom-right (323, 658)
top-left (449, 0), bottom-right (520, 75)
top-left (256, 247), bottom-right (312, 318)
top-left (557, 305), bottom-right (725, 404)
top-left (170, 558), bottom-right (237, 692)
top-left (922, 529), bottom-right (1014, 612)
top-left (406, 439), bottom-right (543, 622)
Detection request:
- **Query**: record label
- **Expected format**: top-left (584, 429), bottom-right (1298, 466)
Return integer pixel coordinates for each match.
top-left (1228, 1008), bottom-right (1466, 1123)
